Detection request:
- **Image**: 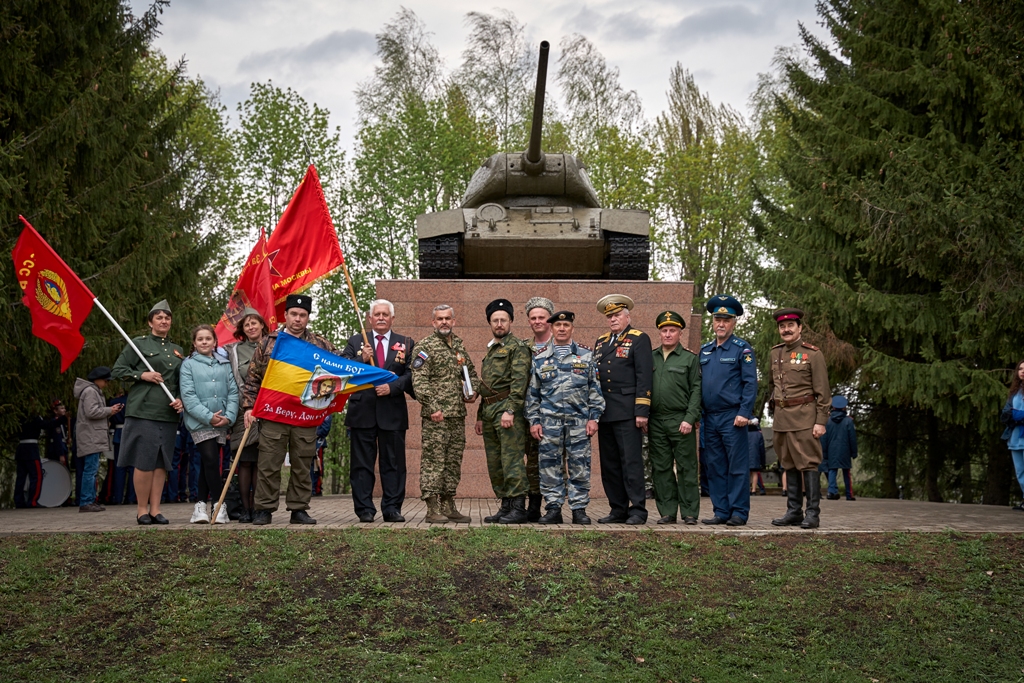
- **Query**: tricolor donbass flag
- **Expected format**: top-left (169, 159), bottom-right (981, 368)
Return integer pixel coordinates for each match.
top-left (252, 332), bottom-right (397, 426)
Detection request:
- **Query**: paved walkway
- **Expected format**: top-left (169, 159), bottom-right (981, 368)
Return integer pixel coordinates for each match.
top-left (1, 495), bottom-right (1022, 535)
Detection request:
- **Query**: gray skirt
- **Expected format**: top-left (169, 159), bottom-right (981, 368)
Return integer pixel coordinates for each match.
top-left (120, 417), bottom-right (177, 472)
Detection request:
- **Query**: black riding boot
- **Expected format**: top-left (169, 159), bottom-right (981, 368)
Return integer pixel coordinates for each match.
top-left (527, 493), bottom-right (542, 523)
top-left (800, 470), bottom-right (821, 529)
top-left (485, 498), bottom-right (511, 523)
top-left (771, 469), bottom-right (804, 526)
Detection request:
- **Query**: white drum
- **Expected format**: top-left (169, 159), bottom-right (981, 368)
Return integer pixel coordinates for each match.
top-left (30, 459), bottom-right (72, 508)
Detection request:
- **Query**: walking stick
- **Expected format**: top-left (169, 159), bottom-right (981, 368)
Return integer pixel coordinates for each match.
top-left (211, 421), bottom-right (252, 525)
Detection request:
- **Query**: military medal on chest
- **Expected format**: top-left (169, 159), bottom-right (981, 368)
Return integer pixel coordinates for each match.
top-left (790, 352), bottom-right (806, 365)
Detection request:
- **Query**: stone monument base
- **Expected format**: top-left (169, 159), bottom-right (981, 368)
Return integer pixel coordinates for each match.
top-left (372, 279), bottom-right (698, 499)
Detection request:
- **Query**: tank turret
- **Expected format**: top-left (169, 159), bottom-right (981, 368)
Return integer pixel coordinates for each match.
top-left (417, 41), bottom-right (650, 280)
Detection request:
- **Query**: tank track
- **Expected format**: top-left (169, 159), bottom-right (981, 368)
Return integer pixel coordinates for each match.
top-left (418, 236), bottom-right (462, 279)
top-left (606, 235), bottom-right (650, 280)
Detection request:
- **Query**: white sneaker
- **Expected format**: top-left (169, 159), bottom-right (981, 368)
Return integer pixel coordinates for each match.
top-left (190, 501), bottom-right (210, 524)
top-left (213, 501), bottom-right (229, 525)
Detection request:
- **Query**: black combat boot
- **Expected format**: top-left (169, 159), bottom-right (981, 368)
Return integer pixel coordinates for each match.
top-left (771, 469), bottom-right (804, 526)
top-left (527, 493), bottom-right (542, 523)
top-left (498, 495), bottom-right (528, 524)
top-left (571, 508), bottom-right (591, 525)
top-left (485, 498), bottom-right (511, 523)
top-left (800, 471), bottom-right (821, 529)
top-left (537, 507), bottom-right (563, 524)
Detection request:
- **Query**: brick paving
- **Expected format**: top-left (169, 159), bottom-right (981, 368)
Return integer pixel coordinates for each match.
top-left (1, 494), bottom-right (1022, 535)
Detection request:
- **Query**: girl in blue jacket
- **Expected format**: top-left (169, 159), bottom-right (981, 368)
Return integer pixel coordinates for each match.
top-left (180, 324), bottom-right (239, 523)
top-left (1001, 360), bottom-right (1024, 511)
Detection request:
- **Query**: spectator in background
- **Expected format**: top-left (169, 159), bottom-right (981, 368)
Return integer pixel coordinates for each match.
top-left (101, 389), bottom-right (129, 504)
top-left (312, 414), bottom-right (333, 497)
top-left (1001, 360), bottom-right (1024, 510)
top-left (821, 395), bottom-right (858, 501)
top-left (72, 367), bottom-right (123, 512)
top-left (14, 405), bottom-right (64, 508)
top-left (748, 418), bottom-right (766, 495)
top-left (44, 400), bottom-right (69, 466)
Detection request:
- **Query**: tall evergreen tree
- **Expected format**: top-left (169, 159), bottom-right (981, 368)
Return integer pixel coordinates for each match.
top-left (0, 1), bottom-right (230, 472)
top-left (754, 0), bottom-right (1024, 503)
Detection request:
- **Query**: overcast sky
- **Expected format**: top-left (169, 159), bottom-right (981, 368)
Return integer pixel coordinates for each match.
top-left (133, 0), bottom-right (826, 149)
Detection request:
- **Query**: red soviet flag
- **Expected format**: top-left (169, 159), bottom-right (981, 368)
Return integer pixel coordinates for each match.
top-left (265, 164), bottom-right (344, 320)
top-left (214, 229), bottom-right (278, 346)
top-left (11, 216), bottom-right (96, 372)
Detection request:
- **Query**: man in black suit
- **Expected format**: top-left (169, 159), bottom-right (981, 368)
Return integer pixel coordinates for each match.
top-left (341, 299), bottom-right (415, 523)
top-left (593, 294), bottom-right (653, 526)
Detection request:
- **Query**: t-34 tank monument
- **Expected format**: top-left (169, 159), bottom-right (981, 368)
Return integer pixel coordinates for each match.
top-left (416, 41), bottom-right (650, 281)
top-left (376, 41), bottom-right (695, 499)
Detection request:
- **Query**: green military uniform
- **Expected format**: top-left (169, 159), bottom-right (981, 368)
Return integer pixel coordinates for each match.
top-left (649, 312), bottom-right (702, 521)
top-left (412, 330), bottom-right (480, 499)
top-left (112, 334), bottom-right (183, 423)
top-left (477, 333), bottom-right (531, 499)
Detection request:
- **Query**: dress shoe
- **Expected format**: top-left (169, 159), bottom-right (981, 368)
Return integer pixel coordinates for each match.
top-left (827, 493), bottom-right (841, 500)
top-left (151, 513), bottom-right (169, 525)
top-left (79, 504), bottom-right (104, 513)
top-left (290, 510), bottom-right (317, 525)
top-left (598, 513), bottom-right (627, 524)
top-left (656, 515), bottom-right (676, 525)
top-left (701, 516), bottom-right (728, 525)
top-left (357, 513), bottom-right (375, 523)
top-left (251, 510), bottom-right (272, 526)
top-left (846, 496), bottom-right (856, 501)
top-left (136, 514), bottom-right (153, 525)
top-left (624, 515), bottom-right (646, 526)
top-left (238, 508), bottom-right (253, 524)
top-left (725, 516), bottom-right (746, 527)
top-left (571, 508), bottom-right (591, 525)
top-left (537, 508), bottom-right (563, 524)
top-left (382, 511), bottom-right (405, 523)
top-left (683, 516), bottom-right (698, 525)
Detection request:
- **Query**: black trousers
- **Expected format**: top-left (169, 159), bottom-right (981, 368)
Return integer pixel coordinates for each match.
top-left (349, 427), bottom-right (407, 516)
top-left (598, 419), bottom-right (647, 520)
top-left (196, 439), bottom-right (224, 503)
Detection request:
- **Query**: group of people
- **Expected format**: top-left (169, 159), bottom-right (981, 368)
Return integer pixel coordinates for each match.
top-left (15, 288), bottom-right (865, 526)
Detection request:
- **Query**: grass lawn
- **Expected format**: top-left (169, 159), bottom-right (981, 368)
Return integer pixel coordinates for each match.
top-left (0, 529), bottom-right (1021, 682)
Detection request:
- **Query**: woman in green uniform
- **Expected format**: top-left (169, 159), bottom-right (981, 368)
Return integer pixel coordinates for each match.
top-left (112, 300), bottom-right (184, 525)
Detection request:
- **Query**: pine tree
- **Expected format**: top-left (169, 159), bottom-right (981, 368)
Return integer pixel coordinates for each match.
top-left (0, 1), bottom-right (230, 476)
top-left (754, 0), bottom-right (1024, 503)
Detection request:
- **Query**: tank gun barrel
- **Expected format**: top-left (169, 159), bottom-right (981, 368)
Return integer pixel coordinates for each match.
top-left (523, 40), bottom-right (550, 173)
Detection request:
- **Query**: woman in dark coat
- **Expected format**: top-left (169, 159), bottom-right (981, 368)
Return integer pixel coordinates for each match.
top-left (820, 395), bottom-right (857, 500)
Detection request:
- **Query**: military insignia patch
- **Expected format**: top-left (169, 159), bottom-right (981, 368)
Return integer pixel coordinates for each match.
top-left (743, 354), bottom-right (752, 363)
top-left (412, 350), bottom-right (429, 369)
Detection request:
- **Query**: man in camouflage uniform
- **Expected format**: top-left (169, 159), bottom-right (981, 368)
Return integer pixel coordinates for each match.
top-left (411, 304), bottom-right (480, 524)
top-left (525, 311), bottom-right (605, 525)
top-left (523, 296), bottom-right (555, 521)
top-left (242, 294), bottom-right (338, 526)
top-left (474, 299), bottom-right (532, 524)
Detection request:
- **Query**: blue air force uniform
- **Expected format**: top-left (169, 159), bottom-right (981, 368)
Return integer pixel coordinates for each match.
top-left (700, 295), bottom-right (757, 523)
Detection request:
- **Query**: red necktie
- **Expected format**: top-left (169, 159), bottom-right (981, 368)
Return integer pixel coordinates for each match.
top-left (376, 335), bottom-right (386, 367)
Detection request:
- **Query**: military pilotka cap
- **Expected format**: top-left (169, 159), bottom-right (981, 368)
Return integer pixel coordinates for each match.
top-left (773, 308), bottom-right (804, 323)
top-left (597, 294), bottom-right (634, 316)
top-left (285, 294), bottom-right (312, 312)
top-left (486, 298), bottom-right (514, 322)
top-left (548, 310), bottom-right (575, 324)
top-left (656, 311), bottom-right (685, 329)
top-left (705, 294), bottom-right (743, 318)
top-left (149, 299), bottom-right (171, 315)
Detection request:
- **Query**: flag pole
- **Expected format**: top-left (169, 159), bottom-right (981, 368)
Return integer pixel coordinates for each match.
top-left (91, 298), bottom-right (176, 403)
top-left (340, 260), bottom-right (374, 365)
top-left (211, 421), bottom-right (252, 526)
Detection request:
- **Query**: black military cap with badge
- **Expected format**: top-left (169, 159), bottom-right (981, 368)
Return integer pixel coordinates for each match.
top-left (285, 294), bottom-right (312, 312)
top-left (486, 299), bottom-right (514, 322)
top-left (548, 311), bottom-right (575, 324)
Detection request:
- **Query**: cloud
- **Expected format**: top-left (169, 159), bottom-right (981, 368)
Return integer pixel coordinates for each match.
top-left (667, 4), bottom-right (770, 42)
top-left (238, 29), bottom-right (376, 73)
top-left (602, 11), bottom-right (655, 41)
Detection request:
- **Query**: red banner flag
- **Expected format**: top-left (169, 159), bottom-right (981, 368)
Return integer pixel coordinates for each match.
top-left (214, 229), bottom-right (278, 346)
top-left (11, 216), bottom-right (96, 372)
top-left (265, 165), bottom-right (344, 320)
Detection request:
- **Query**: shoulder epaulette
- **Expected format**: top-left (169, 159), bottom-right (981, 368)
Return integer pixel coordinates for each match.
top-left (628, 329), bottom-right (643, 336)
top-left (597, 333), bottom-right (611, 342)
top-left (771, 342), bottom-right (785, 349)
top-left (576, 343), bottom-right (592, 351)
top-left (733, 337), bottom-right (747, 347)
top-left (801, 342), bottom-right (820, 351)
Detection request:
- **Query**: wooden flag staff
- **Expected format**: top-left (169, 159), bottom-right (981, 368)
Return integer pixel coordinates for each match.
top-left (211, 421), bottom-right (252, 525)
top-left (339, 259), bottom-right (374, 366)
top-left (92, 298), bottom-right (176, 403)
